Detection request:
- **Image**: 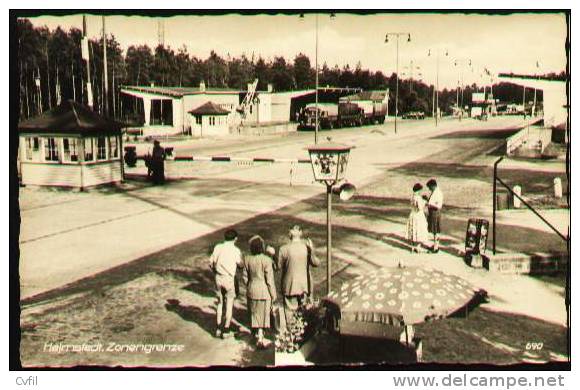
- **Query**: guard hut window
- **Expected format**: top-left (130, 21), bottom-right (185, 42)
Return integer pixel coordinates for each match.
top-left (44, 137), bottom-right (59, 162)
top-left (84, 138), bottom-right (94, 162)
top-left (109, 136), bottom-right (118, 159)
top-left (96, 137), bottom-right (107, 160)
top-left (63, 138), bottom-right (79, 162)
top-left (24, 137), bottom-right (38, 160)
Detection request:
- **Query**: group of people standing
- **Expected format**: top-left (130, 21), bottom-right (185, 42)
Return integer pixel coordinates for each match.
top-left (406, 178), bottom-right (444, 253)
top-left (208, 225), bottom-right (319, 348)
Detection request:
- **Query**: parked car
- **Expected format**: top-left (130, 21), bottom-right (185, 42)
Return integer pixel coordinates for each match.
top-left (402, 111), bottom-right (425, 120)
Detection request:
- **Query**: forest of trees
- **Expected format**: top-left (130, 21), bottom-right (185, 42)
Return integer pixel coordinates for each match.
top-left (17, 18), bottom-right (548, 121)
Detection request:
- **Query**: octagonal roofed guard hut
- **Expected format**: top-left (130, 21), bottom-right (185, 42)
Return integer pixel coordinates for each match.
top-left (18, 100), bottom-right (125, 189)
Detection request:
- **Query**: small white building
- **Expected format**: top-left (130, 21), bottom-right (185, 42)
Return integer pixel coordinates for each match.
top-left (119, 83), bottom-right (316, 136)
top-left (188, 101), bottom-right (231, 137)
top-left (18, 100), bottom-right (124, 189)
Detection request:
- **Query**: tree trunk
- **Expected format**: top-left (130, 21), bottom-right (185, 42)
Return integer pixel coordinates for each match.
top-left (45, 44), bottom-right (52, 109)
top-left (73, 61), bottom-right (77, 101)
top-left (24, 63), bottom-right (30, 118)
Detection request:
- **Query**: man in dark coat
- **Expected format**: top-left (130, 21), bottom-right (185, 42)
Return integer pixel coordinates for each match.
top-left (277, 225), bottom-right (320, 325)
top-left (151, 140), bottom-right (166, 184)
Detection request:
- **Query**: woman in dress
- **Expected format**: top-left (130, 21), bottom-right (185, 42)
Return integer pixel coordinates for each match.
top-left (244, 235), bottom-right (277, 348)
top-left (406, 183), bottom-right (429, 253)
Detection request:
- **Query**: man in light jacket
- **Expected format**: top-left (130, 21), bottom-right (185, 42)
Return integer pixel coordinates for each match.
top-left (209, 229), bottom-right (242, 339)
top-left (277, 225), bottom-right (320, 325)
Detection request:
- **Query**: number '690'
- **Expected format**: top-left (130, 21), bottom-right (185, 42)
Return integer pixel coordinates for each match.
top-left (526, 342), bottom-right (544, 350)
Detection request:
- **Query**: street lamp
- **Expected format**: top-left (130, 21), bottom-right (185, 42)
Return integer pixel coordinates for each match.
top-left (300, 12), bottom-right (336, 144)
top-left (307, 140), bottom-right (354, 295)
top-left (385, 32), bottom-right (411, 134)
top-left (428, 48), bottom-right (448, 126)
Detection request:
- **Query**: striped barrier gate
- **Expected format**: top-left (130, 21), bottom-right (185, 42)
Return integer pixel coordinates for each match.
top-left (132, 154), bottom-right (312, 186)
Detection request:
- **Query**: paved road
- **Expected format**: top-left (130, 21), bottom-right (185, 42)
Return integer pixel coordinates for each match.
top-left (19, 116), bottom-right (570, 367)
top-left (19, 117), bottom-right (532, 300)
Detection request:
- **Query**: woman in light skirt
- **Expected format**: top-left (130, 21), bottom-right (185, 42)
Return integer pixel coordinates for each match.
top-left (244, 235), bottom-right (277, 348)
top-left (406, 183), bottom-right (429, 253)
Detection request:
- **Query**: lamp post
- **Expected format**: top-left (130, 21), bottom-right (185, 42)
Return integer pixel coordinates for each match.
top-left (428, 48), bottom-right (448, 126)
top-left (385, 32), bottom-right (411, 134)
top-left (300, 13), bottom-right (336, 144)
top-left (307, 140), bottom-right (354, 295)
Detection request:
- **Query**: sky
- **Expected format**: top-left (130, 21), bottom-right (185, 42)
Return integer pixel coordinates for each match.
top-left (25, 12), bottom-right (568, 90)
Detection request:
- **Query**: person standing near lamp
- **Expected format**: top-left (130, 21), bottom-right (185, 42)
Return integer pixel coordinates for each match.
top-left (426, 179), bottom-right (444, 253)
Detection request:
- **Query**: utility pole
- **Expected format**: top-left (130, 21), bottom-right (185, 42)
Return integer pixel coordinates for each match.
top-left (454, 58), bottom-right (472, 121)
top-left (315, 13), bottom-right (319, 144)
top-left (385, 32), bottom-right (411, 134)
top-left (158, 19), bottom-right (165, 47)
top-left (402, 60), bottom-right (421, 93)
top-left (102, 16), bottom-right (109, 116)
top-left (396, 36), bottom-right (399, 132)
top-left (533, 61), bottom-right (540, 117)
top-left (299, 13), bottom-right (335, 144)
top-left (82, 15), bottom-right (93, 109)
top-left (429, 48), bottom-right (448, 126)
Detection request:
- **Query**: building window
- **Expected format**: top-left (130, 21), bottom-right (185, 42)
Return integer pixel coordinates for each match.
top-left (96, 137), bottom-right (107, 160)
top-left (150, 99), bottom-right (173, 126)
top-left (63, 138), bottom-right (79, 162)
top-left (209, 117), bottom-right (216, 126)
top-left (84, 138), bottom-right (94, 161)
top-left (44, 138), bottom-right (59, 162)
top-left (109, 136), bottom-right (118, 159)
top-left (195, 115), bottom-right (202, 125)
top-left (24, 137), bottom-right (39, 161)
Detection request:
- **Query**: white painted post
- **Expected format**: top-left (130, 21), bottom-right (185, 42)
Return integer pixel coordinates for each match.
top-left (513, 185), bottom-right (522, 209)
top-left (143, 98), bottom-right (151, 126)
top-left (554, 178), bottom-right (563, 199)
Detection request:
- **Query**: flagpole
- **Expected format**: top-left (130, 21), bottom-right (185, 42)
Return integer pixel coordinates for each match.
top-left (82, 15), bottom-right (93, 109)
top-left (102, 16), bottom-right (109, 116)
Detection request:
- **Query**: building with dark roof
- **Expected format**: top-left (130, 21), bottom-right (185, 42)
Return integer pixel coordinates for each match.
top-left (188, 101), bottom-right (231, 136)
top-left (18, 100), bottom-right (124, 189)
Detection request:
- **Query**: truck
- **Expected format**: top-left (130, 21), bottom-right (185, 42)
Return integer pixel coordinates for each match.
top-left (339, 92), bottom-right (388, 125)
top-left (299, 103), bottom-right (339, 129)
top-left (299, 102), bottom-right (365, 130)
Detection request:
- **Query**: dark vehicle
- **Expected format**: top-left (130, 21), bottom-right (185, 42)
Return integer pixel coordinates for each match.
top-left (350, 101), bottom-right (387, 124)
top-left (338, 102), bottom-right (364, 127)
top-left (300, 103), bottom-right (339, 129)
top-left (402, 111), bottom-right (425, 120)
top-left (299, 102), bottom-right (378, 130)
